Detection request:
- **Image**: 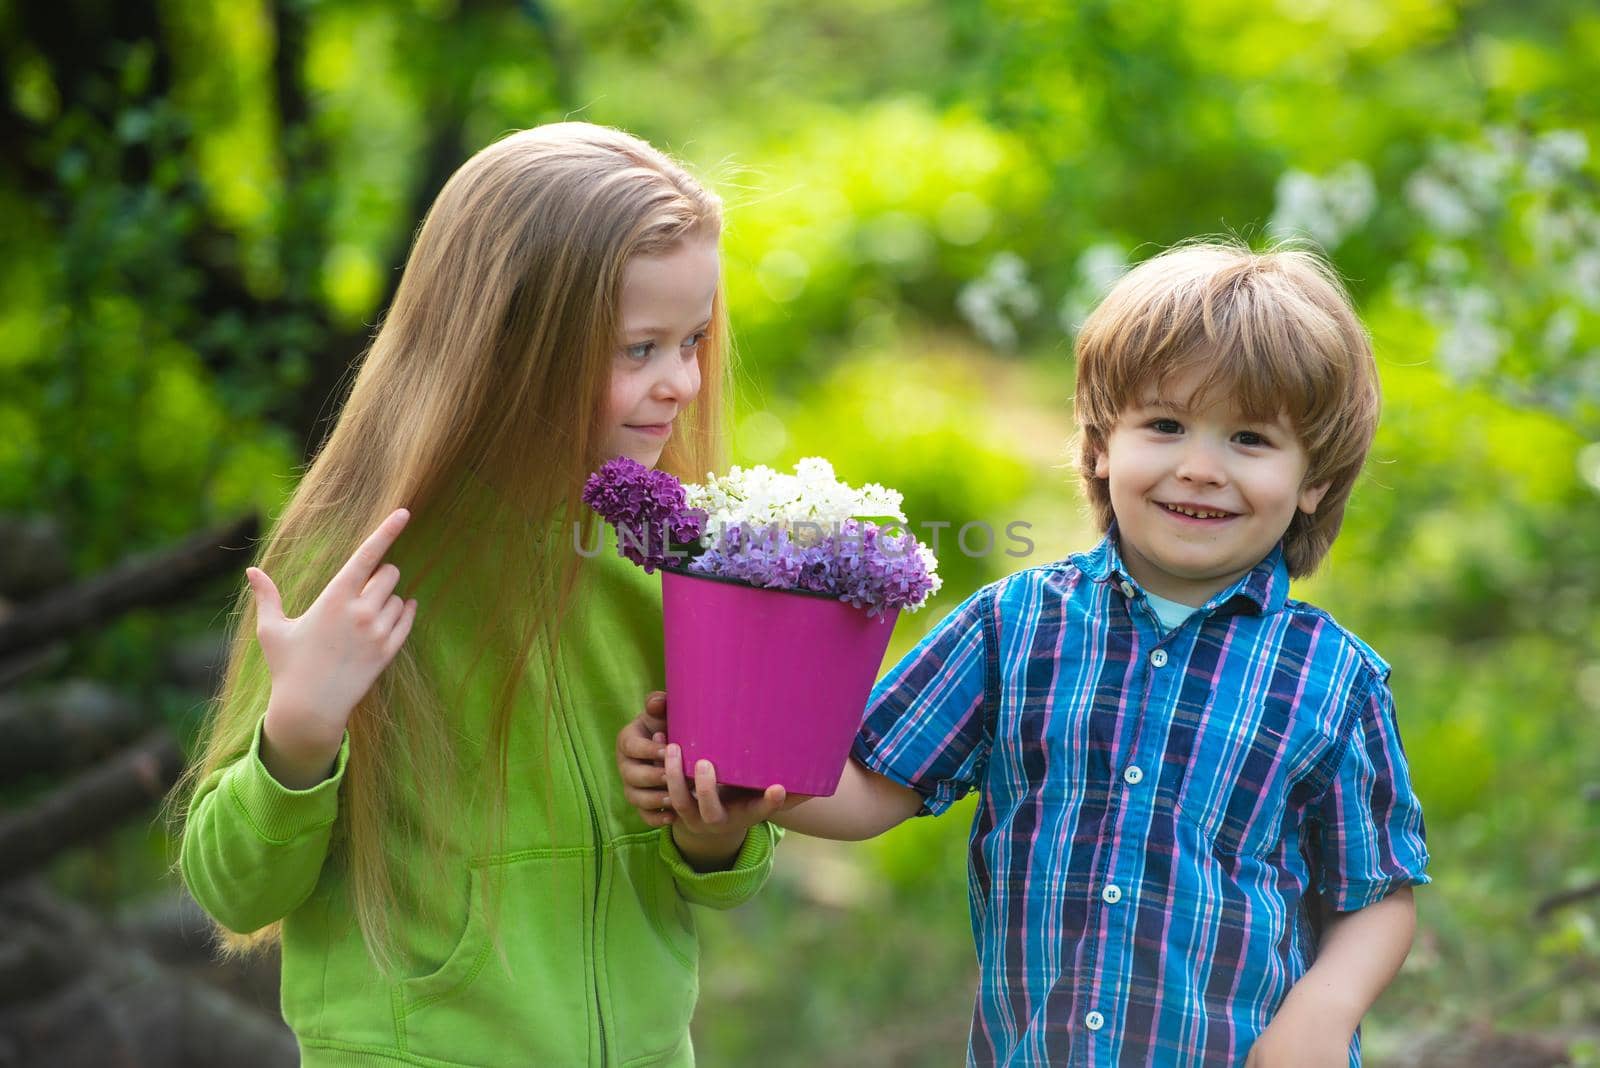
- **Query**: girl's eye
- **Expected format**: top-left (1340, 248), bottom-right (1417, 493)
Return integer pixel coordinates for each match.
top-left (623, 341), bottom-right (655, 362)
top-left (680, 331), bottom-right (707, 353)
top-left (1150, 419), bottom-right (1182, 435)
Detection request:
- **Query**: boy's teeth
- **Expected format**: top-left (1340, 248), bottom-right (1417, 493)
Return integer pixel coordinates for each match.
top-left (1166, 504), bottom-right (1229, 519)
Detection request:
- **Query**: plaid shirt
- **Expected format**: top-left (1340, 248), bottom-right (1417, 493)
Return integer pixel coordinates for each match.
top-left (853, 534), bottom-right (1429, 1067)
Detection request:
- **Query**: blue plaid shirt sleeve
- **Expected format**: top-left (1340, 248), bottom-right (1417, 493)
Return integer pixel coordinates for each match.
top-left (1312, 669), bottom-right (1431, 911)
top-left (852, 586), bottom-right (996, 817)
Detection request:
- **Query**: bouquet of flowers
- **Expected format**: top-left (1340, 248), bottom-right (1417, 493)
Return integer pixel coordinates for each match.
top-left (582, 457), bottom-right (942, 795)
top-left (581, 456), bottom-right (941, 616)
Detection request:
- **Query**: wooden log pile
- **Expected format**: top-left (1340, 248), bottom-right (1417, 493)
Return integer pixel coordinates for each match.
top-left (0, 514), bottom-right (298, 1067)
top-left (0, 880), bottom-right (295, 1068)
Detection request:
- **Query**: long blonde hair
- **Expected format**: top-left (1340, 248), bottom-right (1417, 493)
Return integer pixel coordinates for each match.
top-left (172, 123), bottom-right (729, 969)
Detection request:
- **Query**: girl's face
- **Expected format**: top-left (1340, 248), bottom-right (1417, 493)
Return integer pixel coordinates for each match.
top-left (601, 236), bottom-right (719, 467)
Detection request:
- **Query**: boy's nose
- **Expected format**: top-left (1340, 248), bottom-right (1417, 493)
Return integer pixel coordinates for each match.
top-left (1175, 442), bottom-right (1226, 485)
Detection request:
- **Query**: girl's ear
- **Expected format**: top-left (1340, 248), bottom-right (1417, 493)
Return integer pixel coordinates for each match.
top-left (1298, 480), bottom-right (1331, 515)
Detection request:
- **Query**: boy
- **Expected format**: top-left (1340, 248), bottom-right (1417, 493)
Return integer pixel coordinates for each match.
top-left (620, 242), bottom-right (1428, 1066)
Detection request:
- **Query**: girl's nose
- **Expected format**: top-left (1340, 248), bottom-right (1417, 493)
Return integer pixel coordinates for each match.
top-left (653, 351), bottom-right (701, 404)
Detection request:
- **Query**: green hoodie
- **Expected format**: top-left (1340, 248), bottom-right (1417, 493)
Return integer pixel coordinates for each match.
top-left (180, 530), bottom-right (777, 1067)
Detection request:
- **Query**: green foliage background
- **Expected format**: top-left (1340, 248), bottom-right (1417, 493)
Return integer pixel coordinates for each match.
top-left (5, 1), bottom-right (1599, 1063)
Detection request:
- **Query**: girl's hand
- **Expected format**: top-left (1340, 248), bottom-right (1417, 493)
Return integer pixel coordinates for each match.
top-left (617, 692), bottom-right (674, 828)
top-left (663, 740), bottom-right (786, 873)
top-left (250, 508), bottom-right (418, 789)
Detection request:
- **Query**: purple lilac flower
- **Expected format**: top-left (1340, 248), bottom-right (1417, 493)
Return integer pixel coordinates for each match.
top-left (687, 519), bottom-right (934, 617)
top-left (581, 457), bottom-right (705, 573)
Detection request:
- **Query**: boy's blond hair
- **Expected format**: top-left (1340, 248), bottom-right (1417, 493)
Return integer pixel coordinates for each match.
top-left (1073, 240), bottom-right (1379, 578)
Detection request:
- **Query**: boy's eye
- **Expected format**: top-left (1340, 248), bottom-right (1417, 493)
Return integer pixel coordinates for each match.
top-left (622, 341), bottom-right (655, 361)
top-left (1149, 418), bottom-right (1182, 434)
top-left (1234, 430), bottom-right (1269, 447)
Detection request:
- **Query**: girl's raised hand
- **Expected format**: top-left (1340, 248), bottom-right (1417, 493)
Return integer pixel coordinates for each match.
top-left (250, 508), bottom-right (418, 789)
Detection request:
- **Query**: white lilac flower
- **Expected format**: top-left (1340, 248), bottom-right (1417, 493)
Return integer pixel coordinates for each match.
top-left (1570, 252), bottom-right (1600, 310)
top-left (1526, 130), bottom-right (1589, 189)
top-left (1269, 163), bottom-right (1375, 248)
top-left (1544, 308), bottom-right (1579, 357)
top-left (1437, 287), bottom-right (1505, 379)
top-left (1405, 171), bottom-right (1476, 237)
top-left (1058, 242), bottom-right (1128, 334)
top-left (686, 458), bottom-right (909, 547)
top-left (1426, 134), bottom-right (1513, 211)
top-left (958, 251), bottom-right (1038, 350)
top-left (1270, 171), bottom-right (1332, 245)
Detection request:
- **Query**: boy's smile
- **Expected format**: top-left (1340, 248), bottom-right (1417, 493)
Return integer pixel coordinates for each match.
top-left (1094, 367), bottom-right (1329, 606)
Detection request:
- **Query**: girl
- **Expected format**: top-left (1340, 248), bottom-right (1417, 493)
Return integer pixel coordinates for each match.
top-left (175, 123), bottom-right (785, 1067)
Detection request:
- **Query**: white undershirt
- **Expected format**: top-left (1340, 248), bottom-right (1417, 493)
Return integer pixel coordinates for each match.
top-left (1143, 589), bottom-right (1199, 632)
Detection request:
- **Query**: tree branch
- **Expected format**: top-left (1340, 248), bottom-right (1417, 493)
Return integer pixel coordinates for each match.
top-left (0, 730), bottom-right (185, 883)
top-left (0, 515), bottom-right (258, 660)
top-left (1534, 879), bottom-right (1600, 920)
top-left (0, 681), bottom-right (149, 785)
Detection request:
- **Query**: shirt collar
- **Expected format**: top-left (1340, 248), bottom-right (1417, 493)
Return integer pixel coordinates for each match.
top-left (1072, 522), bottom-right (1290, 618)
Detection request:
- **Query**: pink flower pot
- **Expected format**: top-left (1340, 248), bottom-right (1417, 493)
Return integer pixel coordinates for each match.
top-left (661, 569), bottom-right (899, 796)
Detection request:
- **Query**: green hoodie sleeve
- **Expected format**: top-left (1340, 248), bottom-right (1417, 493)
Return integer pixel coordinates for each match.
top-left (180, 715), bottom-right (350, 933)
top-left (656, 821), bottom-right (782, 910)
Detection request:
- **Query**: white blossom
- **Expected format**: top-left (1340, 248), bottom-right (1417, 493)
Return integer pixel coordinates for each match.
top-left (1437, 287), bottom-right (1505, 379)
top-left (1527, 130), bottom-right (1590, 189)
top-left (1571, 252), bottom-right (1600, 311)
top-left (1544, 308), bottom-right (1579, 358)
top-left (1057, 242), bottom-right (1127, 333)
top-left (958, 252), bottom-right (1038, 349)
top-left (686, 457), bottom-right (911, 546)
top-left (1269, 162), bottom-right (1376, 247)
top-left (1405, 172), bottom-right (1476, 237)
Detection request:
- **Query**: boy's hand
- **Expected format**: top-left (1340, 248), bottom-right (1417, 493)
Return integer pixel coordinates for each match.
top-left (1246, 887), bottom-right (1415, 1067)
top-left (1244, 1003), bottom-right (1353, 1068)
top-left (617, 692), bottom-right (673, 828)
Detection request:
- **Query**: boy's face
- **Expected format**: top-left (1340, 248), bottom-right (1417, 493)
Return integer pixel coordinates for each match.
top-left (1094, 367), bottom-right (1329, 606)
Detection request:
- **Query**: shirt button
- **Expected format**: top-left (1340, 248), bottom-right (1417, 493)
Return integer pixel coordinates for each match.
top-left (1119, 580), bottom-right (1136, 598)
top-left (1150, 649), bottom-right (1168, 668)
top-left (1085, 1011), bottom-right (1105, 1031)
top-left (1123, 765), bottom-right (1144, 785)
top-left (1101, 884), bottom-right (1122, 904)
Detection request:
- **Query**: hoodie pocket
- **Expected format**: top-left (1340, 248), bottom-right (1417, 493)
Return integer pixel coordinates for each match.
top-left (601, 837), bottom-right (699, 1066)
top-left (395, 852), bottom-right (594, 1066)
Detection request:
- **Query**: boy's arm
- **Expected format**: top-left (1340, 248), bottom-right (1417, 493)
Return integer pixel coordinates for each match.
top-left (1249, 665), bottom-right (1429, 1066)
top-left (1244, 888), bottom-right (1416, 1066)
top-left (772, 757), bottom-right (924, 841)
top-left (620, 587), bottom-right (996, 848)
